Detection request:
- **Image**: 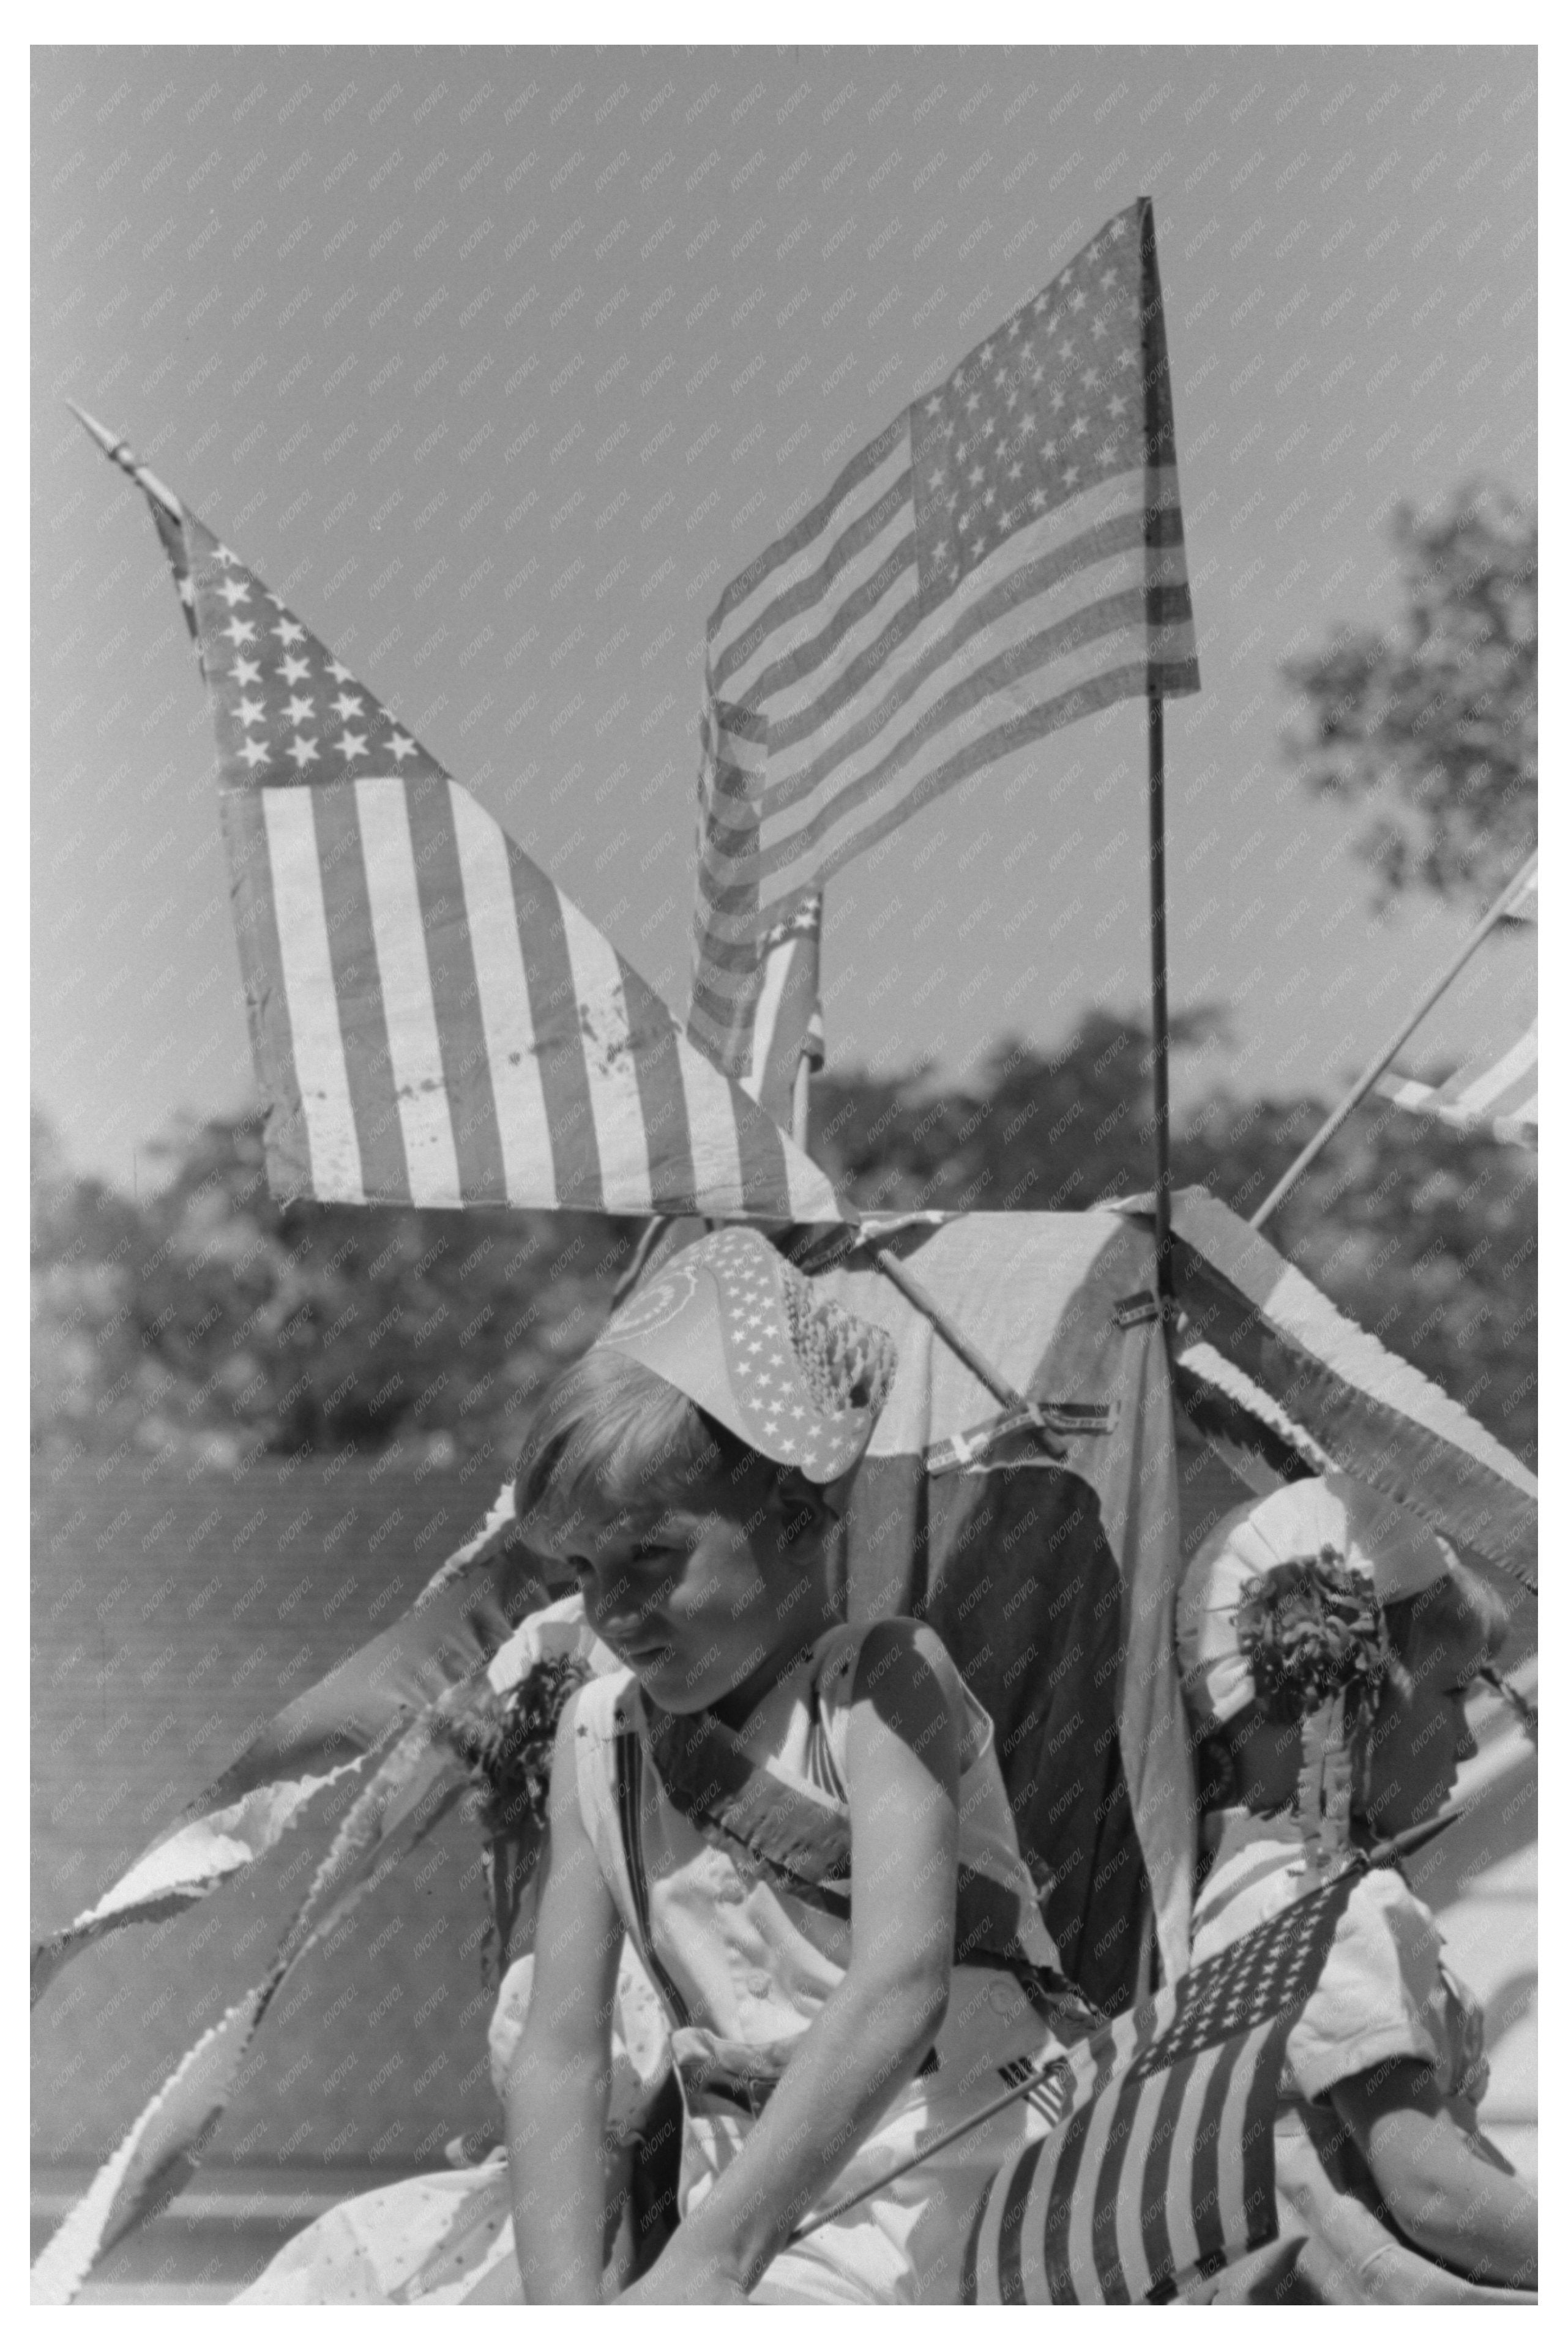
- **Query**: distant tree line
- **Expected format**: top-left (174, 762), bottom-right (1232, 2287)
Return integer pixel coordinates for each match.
top-left (32, 482), bottom-right (1536, 1480)
top-left (32, 1005), bottom-right (1536, 1480)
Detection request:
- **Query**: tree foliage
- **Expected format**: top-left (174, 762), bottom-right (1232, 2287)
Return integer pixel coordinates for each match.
top-left (32, 1108), bottom-right (634, 1475)
top-left (34, 1007), bottom-right (1536, 1479)
top-left (1282, 483), bottom-right (1536, 911)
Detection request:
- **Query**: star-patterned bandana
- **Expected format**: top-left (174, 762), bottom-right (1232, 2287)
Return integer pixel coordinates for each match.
top-left (594, 1226), bottom-right (897, 1481)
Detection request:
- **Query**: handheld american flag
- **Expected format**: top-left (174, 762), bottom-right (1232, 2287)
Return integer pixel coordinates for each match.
top-left (689, 197), bottom-right (1200, 1064)
top-left (962, 1868), bottom-right (1356, 2305)
top-left (72, 411), bottom-right (839, 1226)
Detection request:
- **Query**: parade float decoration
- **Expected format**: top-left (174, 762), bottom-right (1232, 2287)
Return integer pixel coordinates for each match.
top-left (34, 198), bottom-right (1536, 2303)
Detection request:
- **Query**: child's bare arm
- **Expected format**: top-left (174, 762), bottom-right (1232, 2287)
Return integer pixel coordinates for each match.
top-left (502, 1700), bottom-right (625, 2303)
top-left (1329, 2057), bottom-right (1538, 2288)
top-left (621, 1621), bottom-right (961, 2303)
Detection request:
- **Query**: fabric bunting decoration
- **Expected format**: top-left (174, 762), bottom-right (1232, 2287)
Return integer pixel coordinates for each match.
top-left (689, 196), bottom-right (1200, 1064)
top-left (70, 408), bottom-right (839, 1228)
top-left (29, 1493), bottom-right (548, 2004)
top-left (31, 1710), bottom-right (471, 2303)
top-left (1147, 1187), bottom-right (1538, 1586)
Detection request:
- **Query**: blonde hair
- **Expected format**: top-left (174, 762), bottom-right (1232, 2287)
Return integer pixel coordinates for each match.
top-left (513, 1348), bottom-right (762, 1557)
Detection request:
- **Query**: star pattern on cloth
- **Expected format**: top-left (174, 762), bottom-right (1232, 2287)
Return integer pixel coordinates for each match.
top-left (174, 513), bottom-right (448, 793)
top-left (1128, 1879), bottom-right (1340, 2078)
top-left (706, 1229), bottom-right (833, 1473)
top-left (909, 203), bottom-right (1148, 608)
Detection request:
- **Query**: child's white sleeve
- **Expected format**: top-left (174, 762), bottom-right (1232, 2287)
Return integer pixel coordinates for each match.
top-left (1286, 1870), bottom-right (1488, 2105)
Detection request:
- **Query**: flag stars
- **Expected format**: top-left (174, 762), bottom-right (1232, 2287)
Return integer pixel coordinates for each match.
top-left (278, 653), bottom-right (312, 686)
top-left (222, 616), bottom-right (256, 647)
top-left (232, 655), bottom-right (262, 687)
top-left (236, 736), bottom-right (269, 772)
top-left (326, 657), bottom-right (354, 684)
top-left (273, 616), bottom-right (305, 646)
top-left (283, 695), bottom-right (315, 727)
top-left (330, 690), bottom-right (365, 722)
top-left (387, 730), bottom-right (417, 763)
top-left (288, 734), bottom-right (320, 770)
top-left (234, 695), bottom-right (266, 729)
top-left (215, 577), bottom-right (251, 609)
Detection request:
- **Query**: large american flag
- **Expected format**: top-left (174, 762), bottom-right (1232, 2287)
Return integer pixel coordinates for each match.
top-left (80, 415), bottom-right (838, 1225)
top-left (963, 1869), bottom-right (1355, 2305)
top-left (689, 197), bottom-right (1200, 1067)
top-left (1377, 859), bottom-right (1538, 1146)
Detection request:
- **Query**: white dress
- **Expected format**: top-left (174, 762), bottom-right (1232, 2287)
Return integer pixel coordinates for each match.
top-left (238, 1618), bottom-right (1088, 2303)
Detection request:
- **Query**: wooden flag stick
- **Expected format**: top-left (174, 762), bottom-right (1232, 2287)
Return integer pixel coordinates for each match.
top-left (1249, 847), bottom-right (1539, 1232)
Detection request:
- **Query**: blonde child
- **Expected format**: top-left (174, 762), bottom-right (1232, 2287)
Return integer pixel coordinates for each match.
top-left (501, 1225), bottom-right (1090, 2304)
top-left (1176, 1472), bottom-right (1537, 2302)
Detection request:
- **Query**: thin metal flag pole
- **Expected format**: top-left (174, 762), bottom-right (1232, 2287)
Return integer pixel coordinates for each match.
top-left (1249, 846), bottom-right (1539, 1233)
top-left (1146, 694), bottom-right (1174, 1305)
top-left (65, 401), bottom-right (184, 519)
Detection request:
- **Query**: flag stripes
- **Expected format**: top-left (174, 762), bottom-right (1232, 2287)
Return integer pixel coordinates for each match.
top-left (1378, 1016), bottom-right (1538, 1144)
top-left (965, 1871), bottom-right (1354, 2303)
top-left (690, 199), bottom-right (1201, 1060)
top-left (1377, 857), bottom-right (1537, 1146)
top-left (99, 441), bottom-right (840, 1225)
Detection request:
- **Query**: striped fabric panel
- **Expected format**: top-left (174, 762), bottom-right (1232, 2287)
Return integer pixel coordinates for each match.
top-left (690, 198), bottom-right (1200, 1050)
top-left (122, 470), bottom-right (840, 1225)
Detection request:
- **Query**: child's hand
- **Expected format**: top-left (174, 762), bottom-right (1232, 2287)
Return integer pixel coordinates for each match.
top-left (614, 2244), bottom-right (749, 2303)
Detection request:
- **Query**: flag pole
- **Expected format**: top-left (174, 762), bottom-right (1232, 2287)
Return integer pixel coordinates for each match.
top-left (1147, 693), bottom-right (1173, 1305)
top-left (65, 402), bottom-right (184, 520)
top-left (1249, 847), bottom-right (1539, 1233)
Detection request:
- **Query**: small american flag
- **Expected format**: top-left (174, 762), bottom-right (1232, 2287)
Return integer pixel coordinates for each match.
top-left (739, 893), bottom-right (826, 1132)
top-left (88, 422), bottom-right (838, 1225)
top-left (963, 1870), bottom-right (1355, 2305)
top-left (1378, 859), bottom-right (1538, 1146)
top-left (689, 197), bottom-right (1200, 1063)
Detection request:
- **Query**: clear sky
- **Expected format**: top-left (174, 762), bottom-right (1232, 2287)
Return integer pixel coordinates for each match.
top-left (32, 43), bottom-right (1537, 1189)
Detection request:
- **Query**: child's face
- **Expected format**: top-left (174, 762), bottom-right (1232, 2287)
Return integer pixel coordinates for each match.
top-left (558, 1463), bottom-right (835, 1720)
top-left (1361, 1608), bottom-right (1488, 1834)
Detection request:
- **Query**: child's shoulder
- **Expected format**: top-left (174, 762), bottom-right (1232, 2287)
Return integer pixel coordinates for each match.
top-left (814, 1615), bottom-right (966, 1696)
top-left (813, 1618), bottom-right (988, 1767)
top-left (1290, 1861), bottom-right (1487, 2105)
